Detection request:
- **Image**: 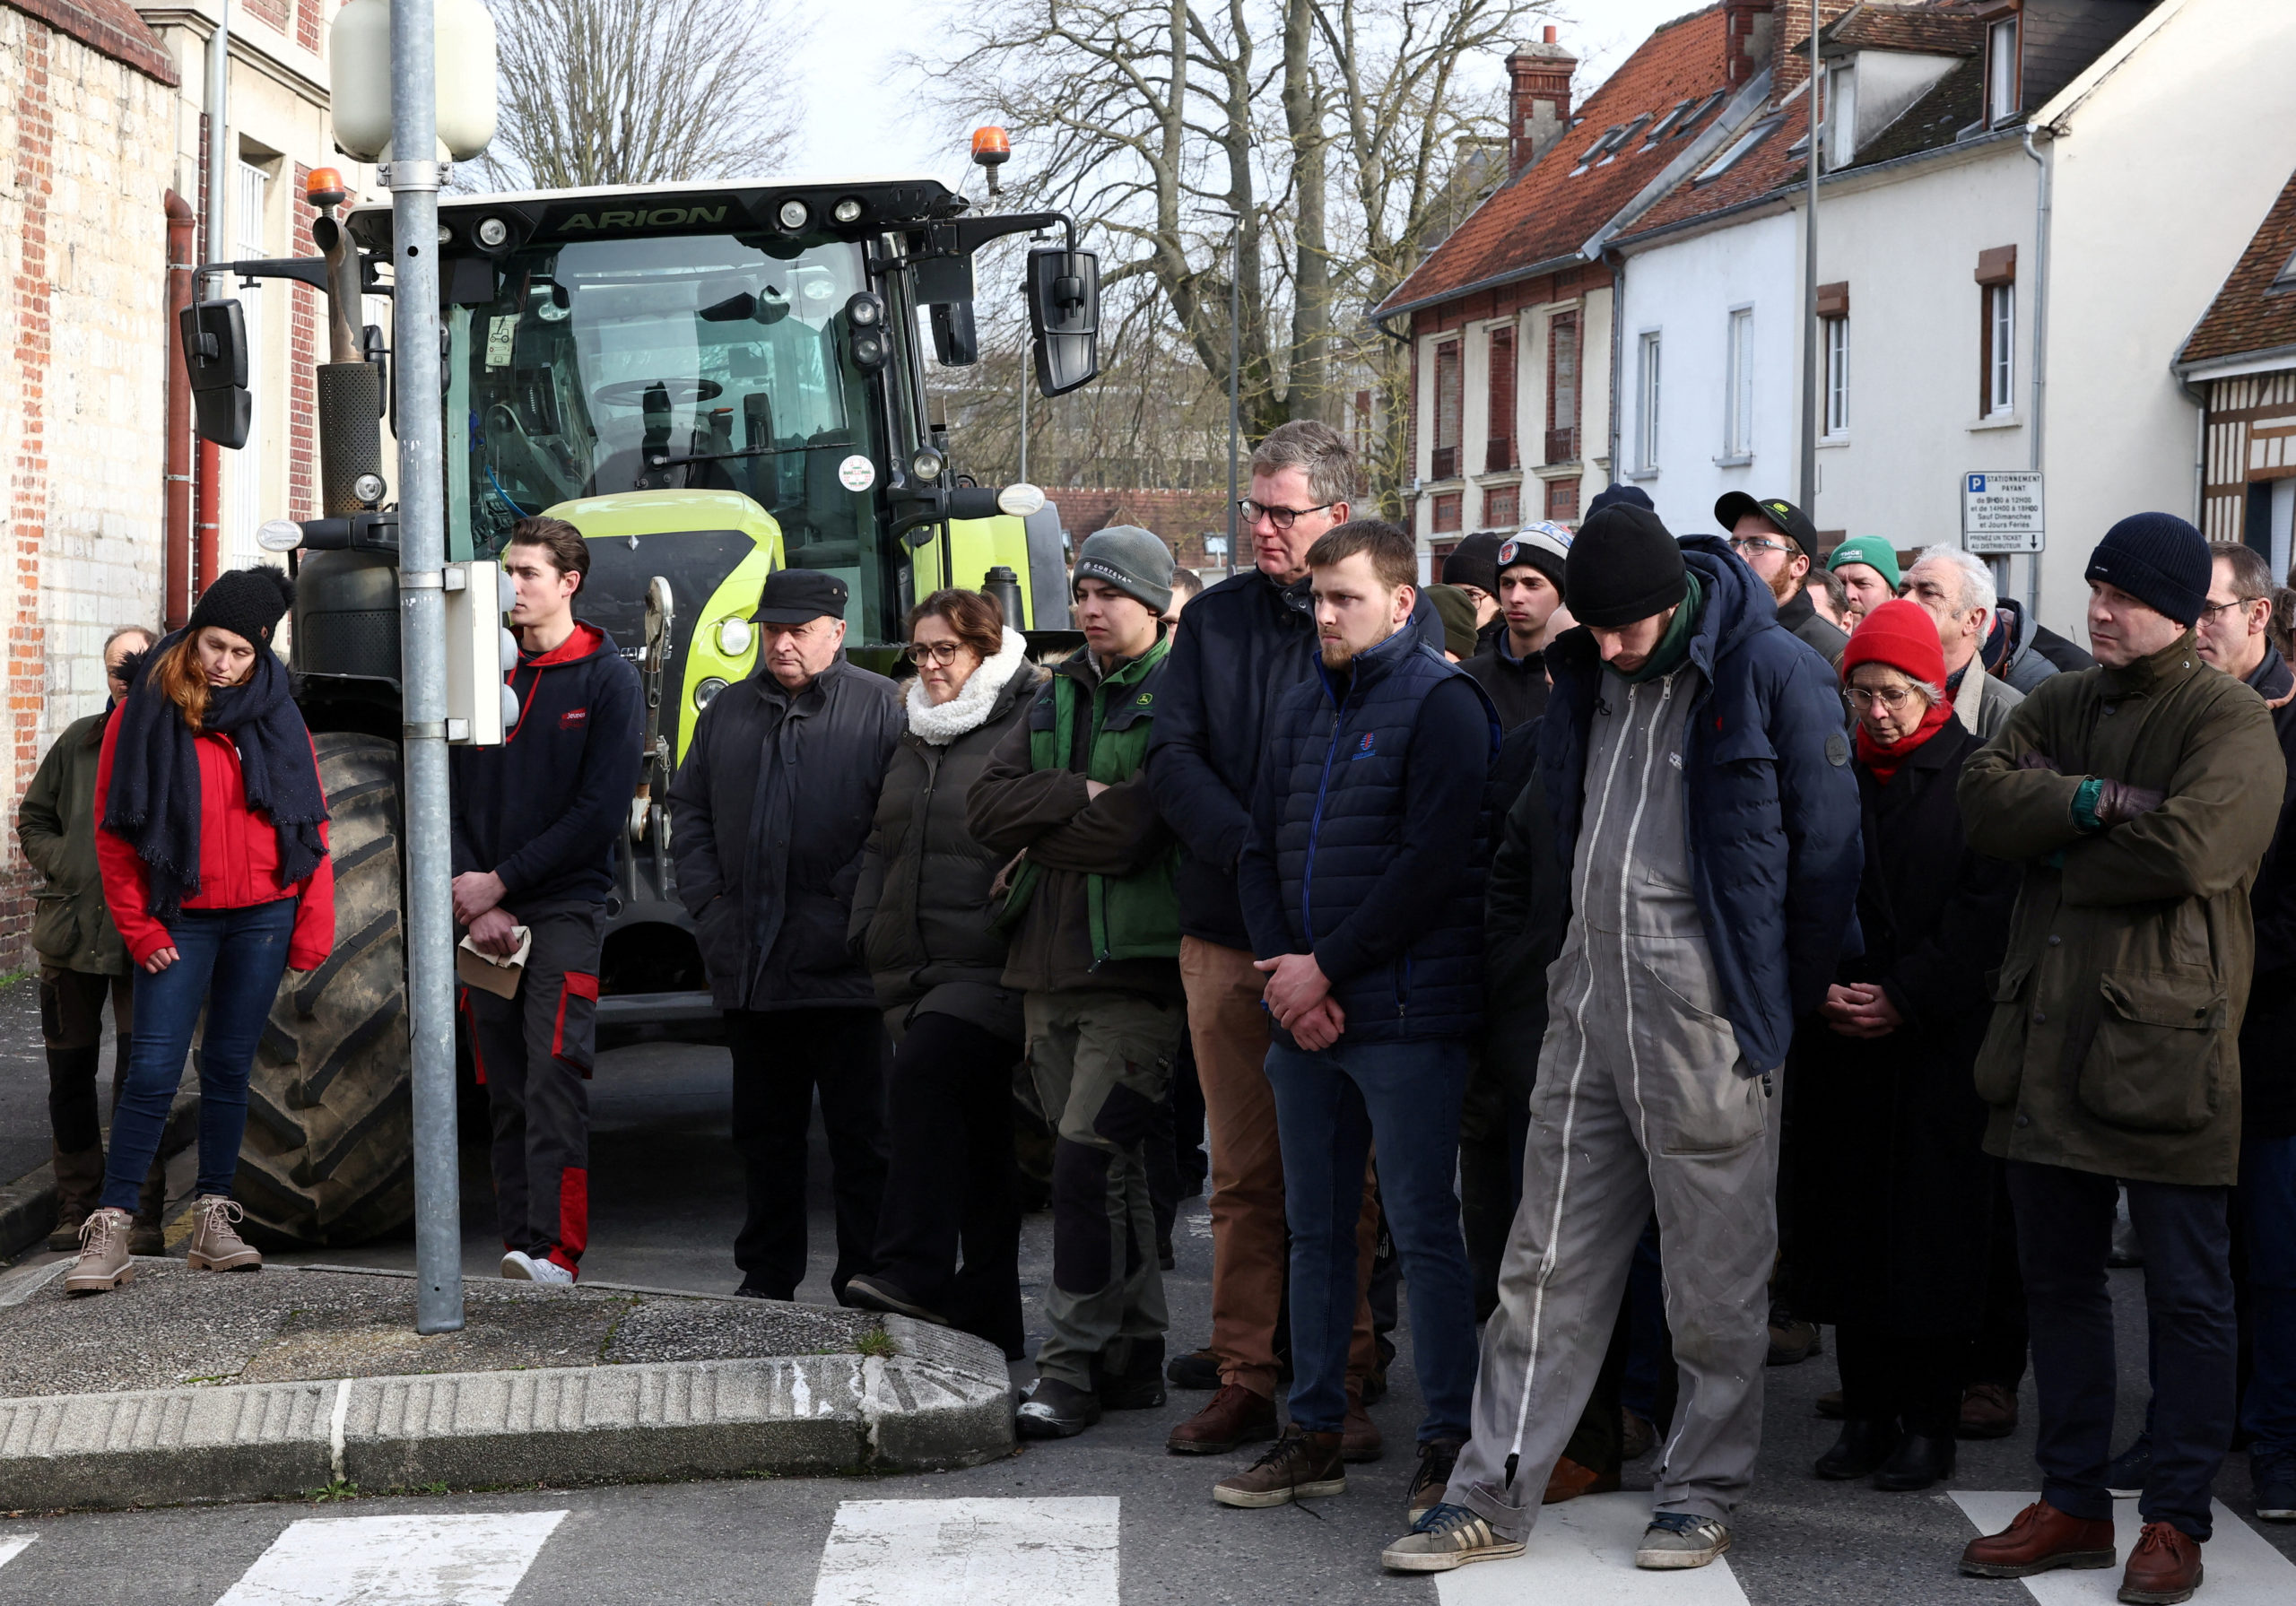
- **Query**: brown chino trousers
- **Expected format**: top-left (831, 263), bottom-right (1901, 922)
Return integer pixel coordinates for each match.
top-left (1183, 937), bottom-right (1379, 1399)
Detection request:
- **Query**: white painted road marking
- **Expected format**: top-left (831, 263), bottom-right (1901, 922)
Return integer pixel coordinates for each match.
top-left (1952, 1494), bottom-right (2296, 1606)
top-left (0, 1536), bottom-right (33, 1571)
top-left (811, 1497), bottom-right (1120, 1606)
top-left (1434, 1490), bottom-right (1750, 1605)
top-left (213, 1511), bottom-right (568, 1606)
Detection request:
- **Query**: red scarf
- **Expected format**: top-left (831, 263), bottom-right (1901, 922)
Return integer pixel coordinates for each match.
top-left (1856, 697), bottom-right (1953, 783)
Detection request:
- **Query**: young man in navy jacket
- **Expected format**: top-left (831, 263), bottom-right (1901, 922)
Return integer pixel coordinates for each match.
top-left (1216, 517), bottom-right (1498, 1518)
top-left (451, 517), bottom-right (643, 1284)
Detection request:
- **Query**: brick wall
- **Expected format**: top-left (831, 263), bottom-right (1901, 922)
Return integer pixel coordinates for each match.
top-left (1056, 486), bottom-right (1237, 572)
top-left (293, 0), bottom-right (322, 55)
top-left (0, 9), bottom-right (176, 968)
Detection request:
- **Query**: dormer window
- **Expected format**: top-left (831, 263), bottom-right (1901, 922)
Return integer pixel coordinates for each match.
top-left (2274, 246), bottom-right (2296, 291)
top-left (1987, 14), bottom-right (2021, 123)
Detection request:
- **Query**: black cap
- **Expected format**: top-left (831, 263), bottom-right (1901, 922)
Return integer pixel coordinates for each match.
top-left (1714, 492), bottom-right (1817, 557)
top-left (1566, 505), bottom-right (1688, 629)
top-left (1585, 482), bottom-right (1654, 518)
top-left (752, 568), bottom-right (848, 625)
top-left (187, 565), bottom-right (294, 646)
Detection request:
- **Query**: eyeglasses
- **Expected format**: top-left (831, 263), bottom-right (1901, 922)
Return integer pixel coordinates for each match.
top-left (1845, 684), bottom-right (1920, 710)
top-left (904, 639), bottom-right (972, 666)
top-left (1238, 499), bottom-right (1335, 532)
top-left (1729, 535), bottom-right (1795, 557)
top-left (2198, 596), bottom-right (2262, 619)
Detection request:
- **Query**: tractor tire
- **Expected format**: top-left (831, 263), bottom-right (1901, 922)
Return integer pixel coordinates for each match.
top-left (235, 734), bottom-right (415, 1247)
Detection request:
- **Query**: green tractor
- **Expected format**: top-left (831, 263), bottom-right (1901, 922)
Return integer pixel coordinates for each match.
top-left (184, 169), bottom-right (1098, 1245)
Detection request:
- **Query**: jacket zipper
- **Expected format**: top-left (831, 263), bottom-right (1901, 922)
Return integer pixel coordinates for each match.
top-left (1300, 679), bottom-right (1355, 948)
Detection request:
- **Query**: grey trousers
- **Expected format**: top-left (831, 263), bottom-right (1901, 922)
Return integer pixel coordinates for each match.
top-left (1453, 925), bottom-right (1780, 1537)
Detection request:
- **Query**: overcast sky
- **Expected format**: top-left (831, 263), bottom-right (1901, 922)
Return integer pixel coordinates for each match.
top-left (777, 0), bottom-right (1709, 184)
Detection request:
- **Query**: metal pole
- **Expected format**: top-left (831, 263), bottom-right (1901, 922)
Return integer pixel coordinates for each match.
top-left (1226, 218), bottom-right (1240, 577)
top-left (1018, 352), bottom-right (1029, 483)
top-left (391, 0), bottom-right (464, 1335)
top-left (1799, 12), bottom-right (1820, 517)
top-left (203, 0), bottom-right (229, 281)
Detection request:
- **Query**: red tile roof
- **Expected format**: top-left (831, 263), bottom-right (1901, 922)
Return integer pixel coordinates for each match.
top-left (1826, 2), bottom-right (1983, 56)
top-left (6, 0), bottom-right (177, 83)
top-left (2180, 167), bottom-right (2296, 368)
top-left (1375, 4), bottom-right (1735, 319)
top-left (1631, 91), bottom-right (1807, 236)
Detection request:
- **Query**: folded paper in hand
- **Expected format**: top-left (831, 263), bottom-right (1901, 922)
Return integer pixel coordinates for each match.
top-left (456, 925), bottom-right (533, 999)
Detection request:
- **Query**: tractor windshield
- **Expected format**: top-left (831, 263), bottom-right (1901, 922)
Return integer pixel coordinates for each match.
top-left (448, 234), bottom-right (882, 575)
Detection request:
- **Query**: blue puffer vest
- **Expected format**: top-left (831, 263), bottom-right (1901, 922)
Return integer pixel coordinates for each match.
top-left (1261, 624), bottom-right (1500, 1041)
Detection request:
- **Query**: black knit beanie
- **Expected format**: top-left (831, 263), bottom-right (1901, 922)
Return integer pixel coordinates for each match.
top-left (1440, 531), bottom-right (1504, 595)
top-left (1566, 505), bottom-right (1688, 628)
top-left (2084, 512), bottom-right (2210, 627)
top-left (187, 566), bottom-right (296, 646)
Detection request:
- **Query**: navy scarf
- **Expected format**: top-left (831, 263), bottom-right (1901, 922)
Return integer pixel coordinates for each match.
top-left (102, 632), bottom-right (328, 922)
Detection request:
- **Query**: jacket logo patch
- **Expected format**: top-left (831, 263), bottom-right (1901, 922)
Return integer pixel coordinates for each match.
top-left (560, 708), bottom-right (588, 729)
top-left (1824, 731), bottom-right (1849, 768)
top-left (1351, 733), bottom-right (1377, 761)
top-left (1135, 692), bottom-right (1152, 707)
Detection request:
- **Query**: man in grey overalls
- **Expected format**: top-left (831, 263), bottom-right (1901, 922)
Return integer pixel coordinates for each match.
top-left (1385, 505), bottom-right (1861, 1575)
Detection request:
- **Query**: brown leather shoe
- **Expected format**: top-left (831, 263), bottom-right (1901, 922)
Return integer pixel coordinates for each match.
top-left (1212, 1425), bottom-right (1346, 1508)
top-left (2118, 1522), bottom-right (2203, 1605)
top-left (1959, 1382), bottom-right (2019, 1440)
top-left (1167, 1383), bottom-right (1276, 1455)
top-left (1544, 1455), bottom-right (1622, 1504)
top-left (1344, 1386), bottom-right (1383, 1463)
top-left (1961, 1499), bottom-right (2118, 1578)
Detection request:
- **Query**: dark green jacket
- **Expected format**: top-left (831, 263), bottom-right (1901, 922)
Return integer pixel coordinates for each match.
top-left (966, 636), bottom-right (1181, 997)
top-left (1957, 634), bottom-right (2284, 1185)
top-left (17, 711), bottom-right (128, 974)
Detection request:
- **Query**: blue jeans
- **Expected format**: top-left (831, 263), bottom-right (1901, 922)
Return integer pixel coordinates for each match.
top-left (100, 900), bottom-right (296, 1211)
top-left (2243, 1133), bottom-right (2296, 1455)
top-left (1265, 1036), bottom-right (1475, 1445)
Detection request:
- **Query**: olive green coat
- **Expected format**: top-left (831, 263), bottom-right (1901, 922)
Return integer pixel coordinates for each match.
top-left (16, 712), bottom-right (129, 975)
top-left (1957, 634), bottom-right (2284, 1185)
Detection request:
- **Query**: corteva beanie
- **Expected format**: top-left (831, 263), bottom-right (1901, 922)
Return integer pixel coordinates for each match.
top-left (2084, 512), bottom-right (2210, 627)
top-left (1073, 525), bottom-right (1176, 614)
top-left (1566, 504), bottom-right (1688, 628)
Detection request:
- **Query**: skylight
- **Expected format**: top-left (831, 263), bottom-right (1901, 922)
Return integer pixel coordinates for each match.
top-left (2275, 245), bottom-right (2296, 289)
top-left (1645, 100), bottom-right (1695, 142)
top-left (1674, 91), bottom-right (1729, 137)
top-left (1696, 116), bottom-right (1783, 185)
top-left (1596, 115), bottom-right (1653, 164)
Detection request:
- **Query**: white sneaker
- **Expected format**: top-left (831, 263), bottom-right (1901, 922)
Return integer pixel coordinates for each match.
top-left (501, 1249), bottom-right (575, 1285)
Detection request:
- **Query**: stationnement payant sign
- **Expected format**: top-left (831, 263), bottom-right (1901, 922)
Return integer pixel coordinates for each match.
top-left (1962, 471), bottom-right (2044, 555)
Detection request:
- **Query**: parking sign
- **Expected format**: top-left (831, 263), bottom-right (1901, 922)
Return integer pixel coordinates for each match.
top-left (1962, 471), bottom-right (2044, 554)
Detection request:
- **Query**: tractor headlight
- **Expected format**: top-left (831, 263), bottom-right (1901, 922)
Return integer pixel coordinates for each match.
top-left (833, 197), bottom-right (864, 224)
top-left (715, 617), bottom-right (752, 656)
top-left (476, 216), bottom-right (509, 248)
top-left (694, 676), bottom-right (728, 711)
top-left (909, 448), bottom-right (944, 483)
top-left (352, 472), bottom-right (387, 505)
top-left (777, 199), bottom-right (809, 231)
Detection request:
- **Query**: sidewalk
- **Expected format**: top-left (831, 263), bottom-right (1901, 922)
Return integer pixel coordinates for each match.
top-left (0, 1258), bottom-right (1014, 1510)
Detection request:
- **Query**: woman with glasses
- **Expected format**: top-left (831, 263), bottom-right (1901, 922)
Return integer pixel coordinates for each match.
top-left (841, 589), bottom-right (1042, 1356)
top-left (1785, 598), bottom-right (2017, 1491)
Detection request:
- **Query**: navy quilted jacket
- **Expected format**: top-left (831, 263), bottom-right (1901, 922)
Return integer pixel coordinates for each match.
top-left (1240, 623), bottom-right (1500, 1044)
top-left (1536, 536), bottom-right (1863, 1074)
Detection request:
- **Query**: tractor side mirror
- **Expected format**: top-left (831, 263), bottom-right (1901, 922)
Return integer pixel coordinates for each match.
top-left (931, 299), bottom-right (979, 366)
top-left (1026, 246), bottom-right (1099, 397)
top-left (180, 300), bottom-right (252, 448)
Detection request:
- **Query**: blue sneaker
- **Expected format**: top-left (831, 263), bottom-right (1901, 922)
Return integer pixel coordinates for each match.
top-left (2255, 1445), bottom-right (2296, 1523)
top-left (2104, 1433), bottom-right (2151, 1499)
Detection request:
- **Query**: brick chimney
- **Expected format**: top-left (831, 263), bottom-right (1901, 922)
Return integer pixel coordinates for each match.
top-left (1724, 2), bottom-right (1776, 90)
top-left (1506, 27), bottom-right (1577, 178)
top-left (1770, 0), bottom-right (1855, 96)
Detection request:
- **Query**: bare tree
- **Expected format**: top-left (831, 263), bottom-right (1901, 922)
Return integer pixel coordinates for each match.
top-left (471, 0), bottom-right (809, 191)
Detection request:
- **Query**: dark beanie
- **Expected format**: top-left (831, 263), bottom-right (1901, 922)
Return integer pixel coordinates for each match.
top-left (1440, 531), bottom-right (1504, 595)
top-left (1424, 585), bottom-right (1481, 660)
top-left (1567, 505), bottom-right (1688, 628)
top-left (1585, 482), bottom-right (1655, 518)
top-left (186, 566), bottom-right (295, 646)
top-left (1074, 525), bottom-right (1175, 613)
top-left (2084, 512), bottom-right (2210, 627)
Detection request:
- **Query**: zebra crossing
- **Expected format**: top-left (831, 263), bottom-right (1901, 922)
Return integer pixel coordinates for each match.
top-left (0, 1492), bottom-right (2286, 1603)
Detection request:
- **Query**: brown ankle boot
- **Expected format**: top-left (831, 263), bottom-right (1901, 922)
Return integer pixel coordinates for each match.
top-left (48, 1144), bottom-right (106, 1253)
top-left (1167, 1382), bottom-right (1277, 1454)
top-left (1961, 1498), bottom-right (2117, 1577)
top-left (185, 1195), bottom-right (262, 1272)
top-left (1544, 1454), bottom-right (1623, 1504)
top-left (1213, 1424), bottom-right (1347, 1508)
top-left (2119, 1522), bottom-right (2203, 1605)
top-left (1344, 1383), bottom-right (1384, 1463)
top-left (64, 1207), bottom-right (135, 1295)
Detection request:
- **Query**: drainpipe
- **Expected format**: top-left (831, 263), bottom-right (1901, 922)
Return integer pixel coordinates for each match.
top-left (1606, 249), bottom-right (1625, 487)
top-left (198, 1), bottom-right (230, 598)
top-left (165, 192), bottom-right (197, 629)
top-left (2021, 126), bottom-right (2053, 622)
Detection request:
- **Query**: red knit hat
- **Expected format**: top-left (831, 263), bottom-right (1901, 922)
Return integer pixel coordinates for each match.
top-left (1840, 597), bottom-right (1946, 688)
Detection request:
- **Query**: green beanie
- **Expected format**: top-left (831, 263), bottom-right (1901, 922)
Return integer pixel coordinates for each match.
top-left (1827, 534), bottom-right (1901, 591)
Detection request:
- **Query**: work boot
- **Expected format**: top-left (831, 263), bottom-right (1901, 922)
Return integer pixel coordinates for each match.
top-left (128, 1166), bottom-right (168, 1258)
top-left (1544, 1455), bottom-right (1621, 1504)
top-left (1381, 1503), bottom-right (1526, 1573)
top-left (1211, 1424), bottom-right (1346, 1508)
top-left (1016, 1376), bottom-right (1101, 1439)
top-left (2118, 1522), bottom-right (2203, 1605)
top-left (1766, 1302), bottom-right (1822, 1366)
top-left (1637, 1512), bottom-right (1733, 1570)
top-left (1166, 1346), bottom-right (1221, 1390)
top-left (47, 1143), bottom-right (106, 1253)
top-left (1343, 1384), bottom-right (1383, 1463)
top-left (1959, 1382), bottom-right (2019, 1439)
top-left (1960, 1498), bottom-right (2118, 1578)
top-left (1814, 1419), bottom-right (1902, 1481)
top-left (1096, 1337), bottom-right (1166, 1411)
top-left (1873, 1433), bottom-right (1956, 1492)
top-left (64, 1207), bottom-right (135, 1295)
top-left (185, 1195), bottom-right (263, 1272)
top-left (1405, 1437), bottom-right (1463, 1524)
top-left (841, 1272), bottom-right (952, 1327)
top-left (1166, 1383), bottom-right (1276, 1455)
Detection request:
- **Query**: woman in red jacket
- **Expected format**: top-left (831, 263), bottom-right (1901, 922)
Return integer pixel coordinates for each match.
top-left (67, 567), bottom-right (335, 1294)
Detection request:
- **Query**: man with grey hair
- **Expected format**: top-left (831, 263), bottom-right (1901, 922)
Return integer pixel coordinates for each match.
top-left (1901, 546), bottom-right (2024, 741)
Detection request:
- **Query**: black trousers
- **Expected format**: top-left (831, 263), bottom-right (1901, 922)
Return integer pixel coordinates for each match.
top-left (2010, 1160), bottom-right (2234, 1540)
top-left (1966, 1160), bottom-right (2031, 1390)
top-left (726, 1006), bottom-right (888, 1302)
top-left (872, 1011), bottom-right (1024, 1358)
top-left (1836, 1322), bottom-right (1963, 1438)
top-left (41, 967), bottom-right (135, 1153)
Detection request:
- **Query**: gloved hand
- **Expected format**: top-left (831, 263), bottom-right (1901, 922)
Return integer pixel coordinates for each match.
top-left (2092, 778), bottom-right (2168, 827)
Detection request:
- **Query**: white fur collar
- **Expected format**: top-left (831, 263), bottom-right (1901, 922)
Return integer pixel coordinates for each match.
top-left (905, 628), bottom-right (1031, 745)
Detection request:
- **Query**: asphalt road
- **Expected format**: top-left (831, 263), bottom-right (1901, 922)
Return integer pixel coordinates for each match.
top-left (2, 1034), bottom-right (2291, 1605)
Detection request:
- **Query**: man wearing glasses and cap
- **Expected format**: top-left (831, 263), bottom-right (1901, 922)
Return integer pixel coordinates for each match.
top-left (669, 568), bottom-right (904, 1303)
top-left (1718, 493), bottom-right (1848, 668)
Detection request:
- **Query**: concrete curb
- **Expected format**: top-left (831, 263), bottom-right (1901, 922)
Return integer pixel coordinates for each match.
top-left (0, 1091), bottom-right (199, 1263)
top-left (0, 1310), bottom-right (1013, 1509)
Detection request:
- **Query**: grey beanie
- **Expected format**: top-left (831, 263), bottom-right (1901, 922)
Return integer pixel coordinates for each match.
top-left (1073, 525), bottom-right (1176, 613)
